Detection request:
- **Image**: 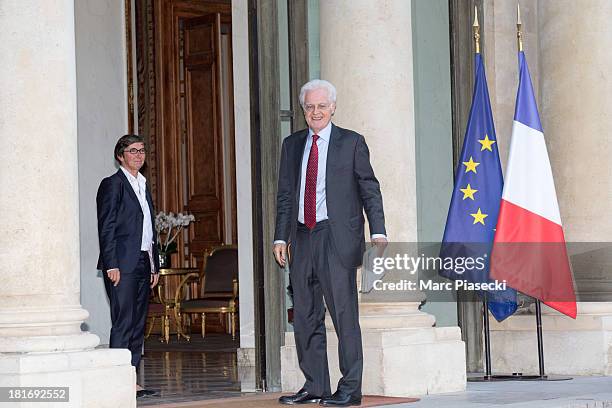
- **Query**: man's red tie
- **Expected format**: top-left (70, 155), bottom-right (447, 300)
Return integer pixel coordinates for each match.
top-left (304, 134), bottom-right (319, 229)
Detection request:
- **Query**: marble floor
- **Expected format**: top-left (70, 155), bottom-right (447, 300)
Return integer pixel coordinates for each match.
top-left (134, 335), bottom-right (612, 407)
top-left (137, 334), bottom-right (249, 406)
top-left (398, 376), bottom-right (612, 408)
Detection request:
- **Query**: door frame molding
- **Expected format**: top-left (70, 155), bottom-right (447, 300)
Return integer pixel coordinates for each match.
top-left (248, 0), bottom-right (310, 391)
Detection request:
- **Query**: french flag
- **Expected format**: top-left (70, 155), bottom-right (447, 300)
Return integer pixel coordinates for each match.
top-left (490, 51), bottom-right (577, 319)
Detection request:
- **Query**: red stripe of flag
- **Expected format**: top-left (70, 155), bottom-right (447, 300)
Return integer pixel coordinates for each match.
top-left (491, 200), bottom-right (576, 318)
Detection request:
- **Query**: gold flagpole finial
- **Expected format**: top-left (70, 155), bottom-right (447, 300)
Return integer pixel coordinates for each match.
top-left (473, 6), bottom-right (480, 54)
top-left (517, 3), bottom-right (523, 52)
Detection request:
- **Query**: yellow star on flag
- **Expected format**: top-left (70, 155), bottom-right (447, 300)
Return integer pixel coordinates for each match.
top-left (460, 184), bottom-right (478, 200)
top-left (478, 134), bottom-right (496, 152)
top-left (470, 208), bottom-right (488, 225)
top-left (462, 156), bottom-right (480, 174)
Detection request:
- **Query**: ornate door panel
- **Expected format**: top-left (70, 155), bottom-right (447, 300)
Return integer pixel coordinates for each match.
top-left (182, 14), bottom-right (225, 257)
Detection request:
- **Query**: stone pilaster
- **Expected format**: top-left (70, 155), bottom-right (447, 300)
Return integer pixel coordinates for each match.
top-left (538, 0), bottom-right (612, 242)
top-left (0, 1), bottom-right (135, 406)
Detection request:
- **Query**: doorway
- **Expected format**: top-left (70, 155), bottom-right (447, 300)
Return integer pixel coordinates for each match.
top-left (135, 0), bottom-right (240, 402)
top-left (136, 0), bottom-right (236, 261)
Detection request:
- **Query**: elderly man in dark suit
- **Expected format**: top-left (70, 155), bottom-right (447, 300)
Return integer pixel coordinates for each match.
top-left (274, 80), bottom-right (387, 407)
top-left (96, 134), bottom-right (160, 398)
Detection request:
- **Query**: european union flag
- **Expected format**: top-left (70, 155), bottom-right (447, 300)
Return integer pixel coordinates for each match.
top-left (440, 54), bottom-right (518, 321)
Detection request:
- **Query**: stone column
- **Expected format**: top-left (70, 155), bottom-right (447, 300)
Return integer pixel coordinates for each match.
top-left (538, 0), bottom-right (612, 242)
top-left (0, 1), bottom-right (135, 407)
top-left (490, 0), bottom-right (612, 376)
top-left (281, 0), bottom-right (466, 396)
top-left (320, 0), bottom-right (416, 242)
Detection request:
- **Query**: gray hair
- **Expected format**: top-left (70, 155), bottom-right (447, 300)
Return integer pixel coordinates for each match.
top-left (299, 79), bottom-right (337, 108)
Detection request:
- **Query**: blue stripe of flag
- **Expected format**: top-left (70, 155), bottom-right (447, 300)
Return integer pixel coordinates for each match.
top-left (514, 51), bottom-right (543, 132)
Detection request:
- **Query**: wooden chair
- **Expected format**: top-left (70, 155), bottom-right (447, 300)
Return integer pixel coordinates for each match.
top-left (145, 301), bottom-right (165, 340)
top-left (174, 244), bottom-right (238, 340)
top-left (145, 275), bottom-right (172, 342)
top-left (145, 270), bottom-right (168, 341)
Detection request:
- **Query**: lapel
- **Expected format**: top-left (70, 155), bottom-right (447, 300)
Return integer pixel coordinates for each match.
top-left (145, 186), bottom-right (157, 240)
top-left (116, 169), bottom-right (142, 213)
top-left (325, 123), bottom-right (342, 191)
top-left (294, 129), bottom-right (309, 204)
top-left (145, 187), bottom-right (154, 215)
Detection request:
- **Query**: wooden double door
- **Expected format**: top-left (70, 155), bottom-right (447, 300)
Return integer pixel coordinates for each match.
top-left (137, 0), bottom-right (236, 268)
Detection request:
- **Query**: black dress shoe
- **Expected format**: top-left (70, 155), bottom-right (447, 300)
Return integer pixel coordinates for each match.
top-left (136, 389), bottom-right (158, 398)
top-left (278, 389), bottom-right (322, 404)
top-left (319, 391), bottom-right (361, 407)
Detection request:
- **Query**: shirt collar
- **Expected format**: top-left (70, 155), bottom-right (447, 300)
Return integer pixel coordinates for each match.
top-left (120, 166), bottom-right (146, 185)
top-left (308, 121), bottom-right (332, 143)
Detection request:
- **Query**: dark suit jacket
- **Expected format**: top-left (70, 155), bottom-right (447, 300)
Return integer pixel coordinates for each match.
top-left (96, 169), bottom-right (160, 274)
top-left (274, 124), bottom-right (386, 268)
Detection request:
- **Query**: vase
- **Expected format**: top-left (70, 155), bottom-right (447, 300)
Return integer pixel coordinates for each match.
top-left (159, 252), bottom-right (171, 269)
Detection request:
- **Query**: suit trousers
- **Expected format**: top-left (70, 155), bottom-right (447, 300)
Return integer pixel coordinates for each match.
top-left (104, 251), bottom-right (151, 371)
top-left (290, 220), bottom-right (363, 398)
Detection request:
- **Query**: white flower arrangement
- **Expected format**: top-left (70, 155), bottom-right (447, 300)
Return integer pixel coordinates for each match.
top-left (155, 211), bottom-right (196, 253)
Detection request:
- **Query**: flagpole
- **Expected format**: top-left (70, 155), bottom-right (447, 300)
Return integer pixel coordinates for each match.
top-left (473, 6), bottom-right (480, 54)
top-left (517, 2), bottom-right (547, 379)
top-left (516, 2), bottom-right (547, 381)
top-left (473, 5), bottom-right (493, 380)
top-left (535, 300), bottom-right (546, 377)
top-left (514, 4), bottom-right (569, 382)
top-left (482, 296), bottom-right (492, 379)
top-left (517, 3), bottom-right (523, 52)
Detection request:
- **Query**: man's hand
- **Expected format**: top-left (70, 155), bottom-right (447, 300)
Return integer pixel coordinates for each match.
top-left (150, 273), bottom-right (159, 289)
top-left (273, 243), bottom-right (288, 267)
top-left (107, 268), bottom-right (121, 286)
top-left (372, 237), bottom-right (388, 257)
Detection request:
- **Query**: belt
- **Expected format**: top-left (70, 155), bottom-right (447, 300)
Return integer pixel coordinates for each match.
top-left (297, 219), bottom-right (329, 229)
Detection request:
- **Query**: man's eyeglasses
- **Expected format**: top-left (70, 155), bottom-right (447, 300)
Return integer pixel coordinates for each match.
top-left (303, 103), bottom-right (332, 113)
top-left (124, 148), bottom-right (146, 155)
